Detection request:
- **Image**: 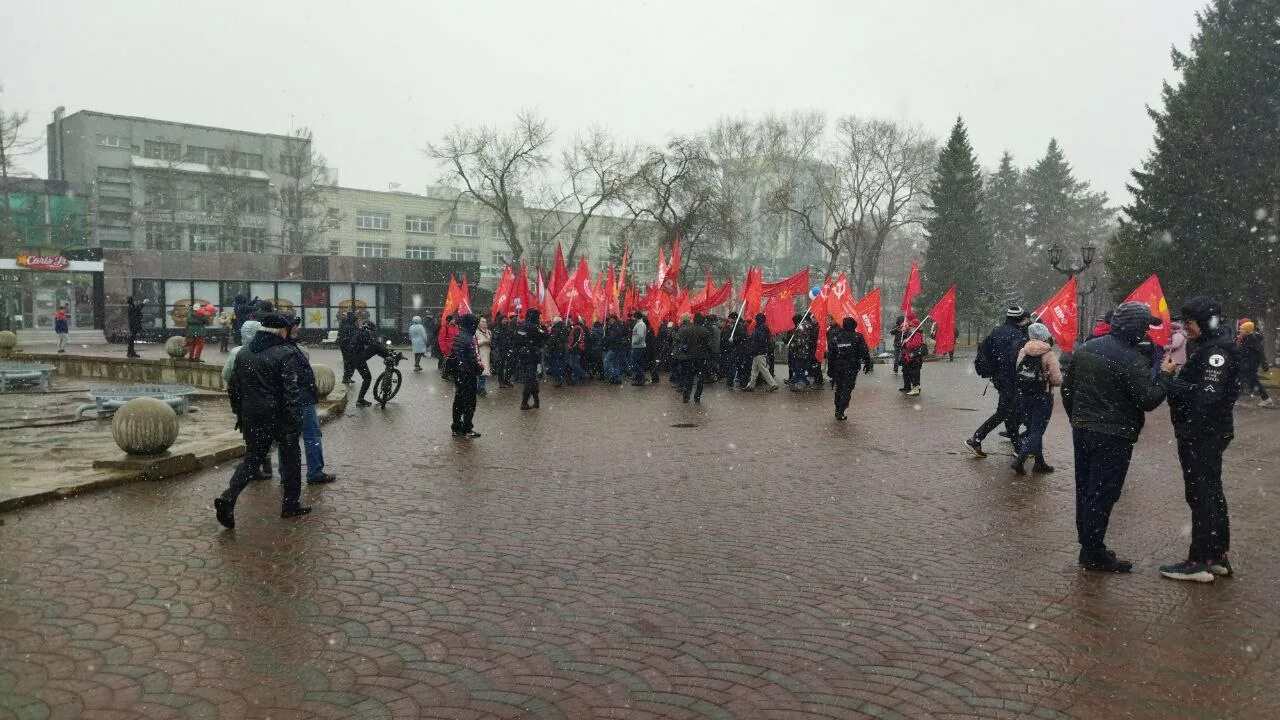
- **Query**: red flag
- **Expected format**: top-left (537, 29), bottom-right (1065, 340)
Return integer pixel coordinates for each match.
top-left (558, 257), bottom-right (594, 322)
top-left (549, 245), bottom-right (569, 298)
top-left (459, 273), bottom-right (473, 315)
top-left (901, 259), bottom-right (922, 314)
top-left (740, 267), bottom-right (763, 322)
top-left (761, 268), bottom-right (810, 299)
top-left (692, 275), bottom-right (733, 314)
top-left (925, 285), bottom-right (957, 356)
top-left (812, 277), bottom-right (833, 362)
top-left (674, 288), bottom-right (692, 323)
top-left (663, 235), bottom-right (682, 294)
top-left (763, 293), bottom-right (796, 334)
top-left (1034, 277), bottom-right (1079, 350)
top-left (617, 243), bottom-right (630, 302)
top-left (656, 245), bottom-right (667, 291)
top-left (441, 276), bottom-right (461, 327)
top-left (829, 273), bottom-right (858, 320)
top-left (647, 290), bottom-right (670, 333)
top-left (1122, 274), bottom-right (1172, 346)
top-left (512, 262), bottom-right (532, 319)
top-left (853, 288), bottom-right (882, 349)
top-left (603, 265), bottom-right (618, 318)
top-left (622, 281), bottom-right (637, 319)
top-left (537, 269), bottom-right (561, 321)
top-left (491, 265), bottom-right (514, 322)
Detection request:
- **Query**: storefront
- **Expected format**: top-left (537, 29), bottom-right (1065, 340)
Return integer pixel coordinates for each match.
top-left (0, 251), bottom-right (105, 332)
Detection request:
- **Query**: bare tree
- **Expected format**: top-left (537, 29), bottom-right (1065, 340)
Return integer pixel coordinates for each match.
top-left (561, 127), bottom-right (639, 263)
top-left (623, 136), bottom-right (721, 286)
top-left (523, 182), bottom-right (575, 268)
top-left (428, 112), bottom-right (553, 263)
top-left (137, 152), bottom-right (190, 250)
top-left (275, 127), bottom-right (335, 254)
top-left (0, 91), bottom-right (43, 253)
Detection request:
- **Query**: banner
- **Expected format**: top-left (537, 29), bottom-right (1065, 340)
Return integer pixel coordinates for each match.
top-left (1122, 274), bottom-right (1172, 346)
top-left (761, 268), bottom-right (809, 299)
top-left (926, 285), bottom-right (957, 356)
top-left (852, 288), bottom-right (882, 349)
top-left (1033, 277), bottom-right (1078, 350)
top-left (900, 259), bottom-right (921, 314)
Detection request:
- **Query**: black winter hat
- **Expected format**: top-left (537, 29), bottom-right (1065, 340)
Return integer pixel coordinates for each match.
top-left (458, 313), bottom-right (479, 332)
top-left (1108, 302), bottom-right (1159, 343)
top-left (258, 313), bottom-right (291, 329)
top-left (525, 308), bottom-right (541, 323)
top-left (1180, 296), bottom-right (1222, 329)
top-left (842, 317), bottom-right (858, 331)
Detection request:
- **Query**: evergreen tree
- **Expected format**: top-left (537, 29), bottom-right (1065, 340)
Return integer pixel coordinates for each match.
top-left (1109, 0), bottom-right (1280, 314)
top-left (922, 117), bottom-right (994, 324)
top-left (1020, 139), bottom-right (1111, 303)
top-left (984, 151), bottom-right (1027, 308)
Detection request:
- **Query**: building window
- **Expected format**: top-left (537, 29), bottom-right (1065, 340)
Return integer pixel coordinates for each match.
top-left (491, 223), bottom-right (506, 239)
top-left (529, 228), bottom-right (553, 245)
top-left (598, 235), bottom-right (612, 252)
top-left (356, 210), bottom-right (390, 230)
top-left (405, 216), bottom-right (436, 234)
top-left (356, 242), bottom-right (390, 258)
top-left (449, 247), bottom-right (479, 262)
top-left (189, 225), bottom-right (218, 252)
top-left (96, 167), bottom-right (131, 183)
top-left (328, 239), bottom-right (341, 255)
top-left (229, 152), bottom-right (264, 171)
top-left (239, 191), bottom-right (270, 214)
top-left (185, 146), bottom-right (223, 165)
top-left (97, 210), bottom-right (132, 227)
top-left (145, 222), bottom-right (180, 250)
top-left (325, 208), bottom-right (342, 229)
top-left (491, 251), bottom-right (506, 265)
top-left (236, 227), bottom-right (267, 253)
top-left (405, 245), bottom-right (436, 260)
top-left (597, 257), bottom-right (612, 273)
top-left (96, 134), bottom-right (127, 148)
top-left (451, 221), bottom-right (480, 237)
top-left (143, 141), bottom-right (181, 160)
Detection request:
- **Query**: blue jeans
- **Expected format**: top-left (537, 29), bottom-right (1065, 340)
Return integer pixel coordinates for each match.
top-left (476, 375), bottom-right (487, 392)
top-left (1015, 393), bottom-right (1053, 463)
top-left (604, 350), bottom-right (621, 382)
top-left (630, 348), bottom-right (647, 384)
top-left (547, 352), bottom-right (566, 382)
top-left (277, 404), bottom-right (323, 481)
top-left (567, 351), bottom-right (587, 384)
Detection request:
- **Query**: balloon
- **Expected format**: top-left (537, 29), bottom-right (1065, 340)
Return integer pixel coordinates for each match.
top-left (809, 286), bottom-right (821, 299)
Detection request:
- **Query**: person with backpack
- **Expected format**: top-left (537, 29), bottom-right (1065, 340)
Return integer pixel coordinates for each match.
top-left (966, 306), bottom-right (1031, 457)
top-left (1011, 323), bottom-right (1063, 475)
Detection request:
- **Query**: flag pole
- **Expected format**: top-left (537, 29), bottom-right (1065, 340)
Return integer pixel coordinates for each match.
top-left (787, 293), bottom-right (819, 348)
top-left (727, 298), bottom-right (748, 341)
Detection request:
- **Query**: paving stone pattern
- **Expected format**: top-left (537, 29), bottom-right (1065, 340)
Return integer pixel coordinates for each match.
top-left (2, 357), bottom-right (1279, 719)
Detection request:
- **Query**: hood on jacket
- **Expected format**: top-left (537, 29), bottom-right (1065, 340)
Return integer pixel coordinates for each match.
top-left (458, 313), bottom-right (480, 333)
top-left (411, 315), bottom-right (422, 325)
top-left (239, 320), bottom-right (263, 345)
top-left (1022, 338), bottom-right (1053, 357)
top-left (1027, 322), bottom-right (1051, 342)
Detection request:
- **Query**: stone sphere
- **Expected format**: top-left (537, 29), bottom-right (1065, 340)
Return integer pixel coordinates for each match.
top-left (0, 330), bottom-right (16, 350)
top-left (164, 336), bottom-right (187, 358)
top-left (112, 397), bottom-right (179, 456)
top-left (312, 363), bottom-right (335, 398)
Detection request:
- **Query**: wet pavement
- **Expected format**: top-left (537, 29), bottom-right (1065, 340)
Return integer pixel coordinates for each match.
top-left (2, 355), bottom-right (1279, 719)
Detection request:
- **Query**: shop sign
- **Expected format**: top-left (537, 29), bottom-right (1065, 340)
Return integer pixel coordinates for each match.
top-left (0, 272), bottom-right (21, 283)
top-left (16, 253), bottom-right (71, 271)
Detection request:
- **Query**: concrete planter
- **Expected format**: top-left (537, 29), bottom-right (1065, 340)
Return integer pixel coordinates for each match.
top-left (0, 330), bottom-right (16, 350)
top-left (164, 336), bottom-right (188, 359)
top-left (111, 397), bottom-right (180, 456)
top-left (312, 363), bottom-right (335, 398)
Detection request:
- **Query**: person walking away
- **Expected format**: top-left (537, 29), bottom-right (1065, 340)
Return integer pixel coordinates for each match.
top-left (744, 313), bottom-right (779, 391)
top-left (349, 310), bottom-right (393, 407)
top-left (222, 319), bottom-right (272, 480)
top-left (900, 313), bottom-right (926, 396)
top-left (586, 320), bottom-right (604, 380)
top-left (1237, 320), bottom-right (1272, 407)
top-left (1157, 297), bottom-right (1240, 581)
top-left (677, 312), bottom-right (713, 403)
top-left (217, 310), bottom-right (232, 353)
top-left (891, 315), bottom-right (905, 374)
top-left (671, 314), bottom-right (691, 392)
top-left (566, 318), bottom-right (587, 385)
top-left (214, 312), bottom-right (310, 528)
top-left (547, 317), bottom-right (569, 387)
top-left (437, 315), bottom-right (458, 377)
top-left (603, 316), bottom-right (625, 384)
top-left (53, 305), bottom-right (70, 352)
top-left (1010, 323), bottom-right (1062, 475)
top-left (475, 317), bottom-right (493, 395)
top-left (789, 316), bottom-right (813, 390)
top-left (337, 310), bottom-right (358, 384)
top-left (449, 313), bottom-right (483, 438)
top-left (280, 317), bottom-right (336, 485)
top-left (1060, 301), bottom-right (1167, 572)
top-left (126, 297), bottom-right (144, 358)
top-left (490, 315), bottom-right (507, 383)
top-left (966, 306), bottom-right (1031, 456)
top-left (409, 315), bottom-right (429, 371)
top-left (185, 303), bottom-right (208, 361)
top-left (826, 317), bottom-right (874, 421)
top-left (706, 314), bottom-right (722, 384)
top-left (631, 312), bottom-right (649, 386)
top-left (231, 293), bottom-right (249, 338)
top-left (515, 308), bottom-right (548, 409)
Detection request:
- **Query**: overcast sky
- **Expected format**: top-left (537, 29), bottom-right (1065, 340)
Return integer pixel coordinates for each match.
top-left (3, 0), bottom-right (1204, 204)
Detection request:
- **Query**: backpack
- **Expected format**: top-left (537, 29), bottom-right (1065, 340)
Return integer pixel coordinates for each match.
top-left (1015, 353), bottom-right (1047, 395)
top-left (974, 335), bottom-right (996, 378)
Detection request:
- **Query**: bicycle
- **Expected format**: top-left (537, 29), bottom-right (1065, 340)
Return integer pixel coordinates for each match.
top-left (372, 347), bottom-right (405, 408)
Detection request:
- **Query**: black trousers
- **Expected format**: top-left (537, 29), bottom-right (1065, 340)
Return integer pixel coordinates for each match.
top-left (1072, 428), bottom-right (1134, 556)
top-left (679, 359), bottom-right (706, 401)
top-left (452, 374), bottom-right (477, 433)
top-left (520, 361), bottom-right (540, 405)
top-left (221, 422), bottom-right (301, 510)
top-left (832, 371), bottom-right (856, 414)
top-left (974, 383), bottom-right (1020, 440)
top-left (340, 349), bottom-right (355, 382)
top-left (127, 330), bottom-right (139, 356)
top-left (501, 352), bottom-right (517, 385)
top-left (1177, 435), bottom-right (1231, 561)
top-left (902, 359), bottom-right (921, 391)
top-left (354, 361), bottom-right (372, 400)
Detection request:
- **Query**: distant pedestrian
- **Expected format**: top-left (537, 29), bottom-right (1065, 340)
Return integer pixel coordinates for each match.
top-left (449, 313), bottom-right (483, 438)
top-left (1167, 319), bottom-right (1188, 367)
top-left (185, 303), bottom-right (208, 362)
top-left (548, 316), bottom-right (569, 386)
top-left (215, 312), bottom-right (311, 529)
top-left (788, 315), bottom-right (813, 390)
top-left (54, 305), bottom-right (70, 352)
top-left (475, 317), bottom-right (492, 395)
top-left (891, 315), bottom-right (905, 374)
top-left (1010, 323), bottom-right (1062, 475)
top-left (1236, 320), bottom-right (1272, 407)
top-left (676, 312), bottom-right (713, 403)
top-left (900, 312), bottom-right (926, 396)
top-left (966, 306), bottom-right (1031, 456)
top-left (126, 297), bottom-right (144, 358)
top-left (349, 310), bottom-right (394, 407)
top-left (1061, 301), bottom-right (1167, 573)
top-left (337, 310), bottom-right (357, 383)
top-left (438, 315), bottom-right (458, 377)
top-left (565, 317), bottom-right (588, 385)
top-left (744, 313), bottom-right (778, 392)
top-left (631, 312), bottom-right (649, 386)
top-left (515, 308), bottom-right (547, 409)
top-left (409, 315), bottom-right (429, 371)
top-left (281, 317), bottom-right (336, 485)
top-left (826, 317), bottom-right (873, 421)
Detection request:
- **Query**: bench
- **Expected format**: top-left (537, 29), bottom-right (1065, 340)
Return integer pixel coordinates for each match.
top-left (321, 330), bottom-right (339, 344)
top-left (74, 384), bottom-right (199, 420)
top-left (0, 363), bottom-right (55, 392)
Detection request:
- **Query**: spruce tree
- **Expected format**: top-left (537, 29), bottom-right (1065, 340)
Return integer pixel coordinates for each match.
top-left (923, 117), bottom-right (994, 325)
top-left (1020, 139), bottom-right (1110, 303)
top-left (985, 152), bottom-right (1027, 308)
top-left (1109, 0), bottom-right (1280, 314)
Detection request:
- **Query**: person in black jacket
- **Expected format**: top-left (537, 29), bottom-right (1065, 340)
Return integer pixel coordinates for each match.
top-left (675, 312), bottom-right (713, 403)
top-left (1061, 301), bottom-right (1167, 572)
top-left (1156, 297), bottom-right (1240, 582)
top-left (280, 318), bottom-right (336, 484)
top-left (827, 317), bottom-right (874, 421)
top-left (126, 297), bottom-right (144, 358)
top-left (215, 313), bottom-right (310, 528)
top-left (449, 313), bottom-right (483, 438)
top-left (1236, 320), bottom-right (1272, 407)
top-left (515, 308), bottom-right (548, 409)
top-left (966, 306), bottom-right (1031, 457)
top-left (348, 310), bottom-right (393, 407)
top-left (337, 310), bottom-right (358, 384)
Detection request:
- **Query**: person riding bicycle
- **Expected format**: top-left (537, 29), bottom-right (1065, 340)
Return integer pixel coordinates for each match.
top-left (350, 310), bottom-right (395, 407)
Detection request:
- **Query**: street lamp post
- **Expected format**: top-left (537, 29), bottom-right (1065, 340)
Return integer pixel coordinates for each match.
top-left (1047, 244), bottom-right (1097, 345)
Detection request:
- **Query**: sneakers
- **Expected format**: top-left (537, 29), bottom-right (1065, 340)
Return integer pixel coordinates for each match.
top-left (835, 412), bottom-right (847, 421)
top-left (964, 438), bottom-right (986, 458)
top-left (214, 497), bottom-right (235, 529)
top-left (1010, 457), bottom-right (1026, 475)
top-left (1159, 559), bottom-right (1215, 583)
top-left (355, 399), bottom-right (372, 407)
top-left (906, 386), bottom-right (921, 396)
top-left (464, 431), bottom-right (481, 439)
top-left (1259, 398), bottom-right (1275, 408)
top-left (307, 473), bottom-right (337, 485)
top-left (767, 385), bottom-right (779, 392)
top-left (1209, 554), bottom-right (1234, 577)
top-left (1079, 548), bottom-right (1133, 573)
top-left (1031, 463), bottom-right (1055, 474)
top-left (281, 504), bottom-right (312, 519)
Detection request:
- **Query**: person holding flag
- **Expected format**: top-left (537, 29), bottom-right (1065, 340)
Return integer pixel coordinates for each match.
top-left (826, 317), bottom-right (873, 421)
top-left (899, 313), bottom-right (926, 396)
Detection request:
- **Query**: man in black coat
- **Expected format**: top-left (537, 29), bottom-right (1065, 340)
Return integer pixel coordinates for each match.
top-left (826, 317), bottom-right (874, 421)
top-left (966, 306), bottom-right (1031, 457)
top-left (215, 313), bottom-right (310, 528)
top-left (348, 310), bottom-right (393, 407)
top-left (1156, 297), bottom-right (1240, 582)
top-left (337, 310), bottom-right (358, 384)
top-left (449, 313), bottom-right (483, 438)
top-left (676, 312), bottom-right (714, 403)
top-left (126, 297), bottom-right (144, 358)
top-left (1061, 301), bottom-right (1167, 572)
top-left (515, 308), bottom-right (548, 409)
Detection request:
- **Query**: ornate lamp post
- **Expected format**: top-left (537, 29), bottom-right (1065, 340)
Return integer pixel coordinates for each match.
top-left (1047, 244), bottom-right (1097, 345)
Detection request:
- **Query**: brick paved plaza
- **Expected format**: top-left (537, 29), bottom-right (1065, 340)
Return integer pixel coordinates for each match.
top-left (2, 355), bottom-right (1279, 719)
